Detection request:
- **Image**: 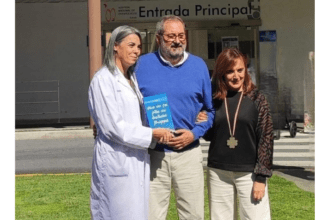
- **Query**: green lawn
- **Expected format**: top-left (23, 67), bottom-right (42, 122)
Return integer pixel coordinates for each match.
top-left (15, 173), bottom-right (314, 220)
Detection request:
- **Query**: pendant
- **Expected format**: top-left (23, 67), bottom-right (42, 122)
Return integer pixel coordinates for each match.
top-left (227, 136), bottom-right (238, 149)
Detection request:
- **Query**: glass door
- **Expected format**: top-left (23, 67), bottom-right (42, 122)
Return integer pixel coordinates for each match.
top-left (206, 26), bottom-right (259, 84)
top-left (139, 29), bottom-right (157, 54)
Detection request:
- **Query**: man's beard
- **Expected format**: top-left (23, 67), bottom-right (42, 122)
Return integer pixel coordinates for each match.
top-left (159, 39), bottom-right (186, 60)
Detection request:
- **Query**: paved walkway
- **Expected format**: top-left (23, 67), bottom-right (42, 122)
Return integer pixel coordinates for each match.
top-left (273, 169), bottom-right (314, 193)
top-left (16, 126), bottom-right (314, 193)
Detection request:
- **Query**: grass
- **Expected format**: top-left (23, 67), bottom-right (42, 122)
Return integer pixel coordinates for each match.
top-left (15, 174), bottom-right (91, 220)
top-left (268, 175), bottom-right (315, 220)
top-left (15, 173), bottom-right (314, 220)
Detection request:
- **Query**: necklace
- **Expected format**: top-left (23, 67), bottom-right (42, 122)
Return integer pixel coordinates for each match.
top-left (224, 92), bottom-right (243, 149)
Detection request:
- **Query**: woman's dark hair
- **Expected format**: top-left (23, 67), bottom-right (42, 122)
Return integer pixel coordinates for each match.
top-left (211, 48), bottom-right (256, 100)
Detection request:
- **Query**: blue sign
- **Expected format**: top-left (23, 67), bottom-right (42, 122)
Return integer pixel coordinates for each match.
top-left (259, 30), bottom-right (276, 42)
top-left (143, 94), bottom-right (174, 130)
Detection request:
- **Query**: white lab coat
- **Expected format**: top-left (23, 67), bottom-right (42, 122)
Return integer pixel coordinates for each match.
top-left (88, 66), bottom-right (154, 220)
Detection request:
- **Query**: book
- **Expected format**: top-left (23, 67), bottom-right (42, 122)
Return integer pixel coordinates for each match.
top-left (143, 93), bottom-right (174, 130)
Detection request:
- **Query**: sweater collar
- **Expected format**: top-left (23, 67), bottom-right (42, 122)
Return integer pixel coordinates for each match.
top-left (227, 90), bottom-right (243, 98)
top-left (157, 49), bottom-right (189, 67)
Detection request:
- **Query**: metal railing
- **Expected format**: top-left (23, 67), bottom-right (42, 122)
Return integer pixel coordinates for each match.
top-left (15, 80), bottom-right (60, 123)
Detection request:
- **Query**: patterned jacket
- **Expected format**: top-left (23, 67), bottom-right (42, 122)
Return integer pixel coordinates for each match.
top-left (246, 89), bottom-right (274, 179)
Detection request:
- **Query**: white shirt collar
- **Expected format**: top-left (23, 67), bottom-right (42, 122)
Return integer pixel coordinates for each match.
top-left (115, 66), bottom-right (122, 75)
top-left (158, 49), bottom-right (189, 67)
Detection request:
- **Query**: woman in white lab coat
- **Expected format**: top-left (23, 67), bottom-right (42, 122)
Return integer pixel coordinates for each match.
top-left (88, 26), bottom-right (172, 220)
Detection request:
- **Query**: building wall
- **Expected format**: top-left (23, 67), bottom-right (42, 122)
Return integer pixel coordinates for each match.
top-left (15, 0), bottom-right (315, 127)
top-left (16, 2), bottom-right (90, 124)
top-left (260, 0), bottom-right (314, 126)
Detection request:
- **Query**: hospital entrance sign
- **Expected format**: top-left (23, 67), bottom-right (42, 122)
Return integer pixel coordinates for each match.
top-left (102, 0), bottom-right (261, 23)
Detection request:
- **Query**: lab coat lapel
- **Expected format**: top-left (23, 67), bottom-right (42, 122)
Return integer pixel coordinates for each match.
top-left (115, 68), bottom-right (134, 92)
top-left (131, 73), bottom-right (144, 101)
top-left (131, 73), bottom-right (148, 125)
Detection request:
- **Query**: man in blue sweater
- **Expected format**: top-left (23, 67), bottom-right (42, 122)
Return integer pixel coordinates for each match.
top-left (135, 15), bottom-right (214, 220)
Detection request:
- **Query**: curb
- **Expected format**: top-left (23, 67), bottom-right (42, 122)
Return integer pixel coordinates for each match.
top-left (273, 170), bottom-right (315, 193)
top-left (15, 126), bottom-right (94, 140)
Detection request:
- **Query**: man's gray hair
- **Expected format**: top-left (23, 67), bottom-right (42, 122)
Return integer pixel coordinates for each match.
top-left (156, 15), bottom-right (185, 35)
top-left (104, 25), bottom-right (142, 74)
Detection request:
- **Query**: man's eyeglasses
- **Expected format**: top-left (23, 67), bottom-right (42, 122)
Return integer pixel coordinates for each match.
top-left (161, 33), bottom-right (186, 42)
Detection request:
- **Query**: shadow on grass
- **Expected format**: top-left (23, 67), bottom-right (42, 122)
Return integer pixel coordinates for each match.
top-left (273, 165), bottom-right (314, 181)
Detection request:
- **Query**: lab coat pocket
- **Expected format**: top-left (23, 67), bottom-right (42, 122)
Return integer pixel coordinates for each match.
top-left (104, 151), bottom-right (129, 177)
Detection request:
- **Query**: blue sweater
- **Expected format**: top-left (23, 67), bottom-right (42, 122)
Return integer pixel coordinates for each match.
top-left (135, 51), bottom-right (214, 151)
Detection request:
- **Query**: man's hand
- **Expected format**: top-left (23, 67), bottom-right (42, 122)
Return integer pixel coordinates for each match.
top-left (168, 129), bottom-right (195, 150)
top-left (252, 181), bottom-right (266, 201)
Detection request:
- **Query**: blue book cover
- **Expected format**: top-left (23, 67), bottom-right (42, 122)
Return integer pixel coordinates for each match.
top-left (143, 93), bottom-right (174, 130)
